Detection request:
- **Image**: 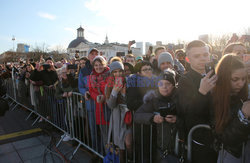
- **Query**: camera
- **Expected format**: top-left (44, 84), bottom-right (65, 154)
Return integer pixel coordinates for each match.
top-left (158, 102), bottom-right (176, 117)
top-left (43, 64), bottom-right (51, 70)
top-left (130, 40), bottom-right (136, 45)
top-left (67, 64), bottom-right (78, 69)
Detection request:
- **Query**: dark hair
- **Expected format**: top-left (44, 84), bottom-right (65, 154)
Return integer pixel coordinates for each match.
top-left (222, 42), bottom-right (246, 56)
top-left (79, 56), bottom-right (88, 62)
top-left (45, 57), bottom-right (53, 62)
top-left (124, 62), bottom-right (134, 73)
top-left (134, 61), bottom-right (152, 73)
top-left (212, 54), bottom-right (248, 133)
top-left (186, 40), bottom-right (207, 55)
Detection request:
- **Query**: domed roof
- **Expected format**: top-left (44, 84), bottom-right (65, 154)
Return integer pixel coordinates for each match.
top-left (68, 37), bottom-right (89, 48)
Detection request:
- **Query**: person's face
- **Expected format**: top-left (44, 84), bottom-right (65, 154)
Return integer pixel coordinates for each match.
top-left (232, 45), bottom-right (247, 59)
top-left (93, 61), bottom-right (105, 74)
top-left (160, 62), bottom-right (173, 71)
top-left (140, 65), bottom-right (153, 78)
top-left (124, 65), bottom-right (131, 76)
top-left (88, 50), bottom-right (98, 63)
top-left (176, 53), bottom-right (185, 61)
top-left (187, 46), bottom-right (210, 74)
top-left (158, 80), bottom-right (174, 96)
top-left (231, 68), bottom-right (247, 95)
top-left (155, 49), bottom-right (166, 60)
top-left (61, 59), bottom-right (66, 64)
top-left (112, 69), bottom-right (123, 77)
top-left (26, 66), bottom-right (31, 72)
top-left (61, 71), bottom-right (67, 80)
top-left (46, 60), bottom-right (53, 66)
top-left (126, 58), bottom-right (135, 66)
top-left (79, 60), bottom-right (86, 68)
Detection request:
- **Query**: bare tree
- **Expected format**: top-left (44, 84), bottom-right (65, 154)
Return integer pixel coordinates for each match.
top-left (208, 34), bottom-right (231, 52)
top-left (49, 44), bottom-right (67, 53)
top-left (244, 27), bottom-right (250, 35)
top-left (30, 42), bottom-right (49, 53)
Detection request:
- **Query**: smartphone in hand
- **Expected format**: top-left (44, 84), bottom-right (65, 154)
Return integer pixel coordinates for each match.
top-left (205, 61), bottom-right (215, 77)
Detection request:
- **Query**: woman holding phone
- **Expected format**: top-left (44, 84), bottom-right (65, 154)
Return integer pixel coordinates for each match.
top-left (212, 54), bottom-right (250, 163)
top-left (105, 61), bottom-right (132, 162)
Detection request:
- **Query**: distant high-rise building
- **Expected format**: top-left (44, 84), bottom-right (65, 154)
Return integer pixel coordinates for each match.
top-left (156, 41), bottom-right (162, 46)
top-left (136, 42), bottom-right (143, 54)
top-left (17, 43), bottom-right (29, 53)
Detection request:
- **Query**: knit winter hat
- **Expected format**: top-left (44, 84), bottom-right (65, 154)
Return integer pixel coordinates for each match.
top-left (158, 52), bottom-right (174, 68)
top-left (93, 55), bottom-right (106, 64)
top-left (110, 61), bottom-right (124, 73)
top-left (158, 68), bottom-right (176, 86)
top-left (88, 48), bottom-right (99, 55)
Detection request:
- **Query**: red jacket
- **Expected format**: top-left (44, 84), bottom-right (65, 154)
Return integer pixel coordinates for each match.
top-left (88, 67), bottom-right (110, 125)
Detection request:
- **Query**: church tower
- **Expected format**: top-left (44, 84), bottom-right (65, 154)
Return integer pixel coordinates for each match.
top-left (77, 26), bottom-right (84, 38)
top-left (104, 34), bottom-right (109, 44)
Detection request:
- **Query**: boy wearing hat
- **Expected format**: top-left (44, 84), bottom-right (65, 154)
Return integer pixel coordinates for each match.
top-left (134, 69), bottom-right (178, 162)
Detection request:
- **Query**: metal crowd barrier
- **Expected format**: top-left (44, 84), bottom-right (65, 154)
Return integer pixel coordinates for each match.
top-left (3, 79), bottom-right (249, 162)
top-left (187, 124), bottom-right (249, 163)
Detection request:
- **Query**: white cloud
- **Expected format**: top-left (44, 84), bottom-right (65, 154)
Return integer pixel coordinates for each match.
top-left (37, 12), bottom-right (56, 20)
top-left (84, 0), bottom-right (250, 45)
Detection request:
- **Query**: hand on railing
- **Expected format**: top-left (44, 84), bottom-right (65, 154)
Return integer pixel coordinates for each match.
top-left (62, 91), bottom-right (73, 98)
top-left (84, 91), bottom-right (91, 100)
top-left (165, 115), bottom-right (177, 123)
top-left (153, 114), bottom-right (164, 124)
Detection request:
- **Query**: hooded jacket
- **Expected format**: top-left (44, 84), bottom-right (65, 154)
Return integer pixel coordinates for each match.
top-left (134, 89), bottom-right (178, 151)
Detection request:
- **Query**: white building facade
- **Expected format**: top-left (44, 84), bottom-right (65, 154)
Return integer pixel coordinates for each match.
top-left (67, 27), bottom-right (141, 59)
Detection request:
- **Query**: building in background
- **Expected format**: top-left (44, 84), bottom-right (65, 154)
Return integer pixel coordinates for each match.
top-left (156, 41), bottom-right (162, 46)
top-left (136, 42), bottom-right (143, 54)
top-left (67, 26), bottom-right (141, 58)
top-left (145, 42), bottom-right (153, 54)
top-left (17, 43), bottom-right (30, 53)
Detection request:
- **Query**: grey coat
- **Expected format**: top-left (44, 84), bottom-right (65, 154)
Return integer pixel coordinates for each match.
top-left (106, 89), bottom-right (131, 150)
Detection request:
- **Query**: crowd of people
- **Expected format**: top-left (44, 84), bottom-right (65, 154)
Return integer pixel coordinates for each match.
top-left (0, 40), bottom-right (250, 163)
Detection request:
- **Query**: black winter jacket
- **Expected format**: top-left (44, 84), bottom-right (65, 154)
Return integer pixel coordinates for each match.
top-left (177, 68), bottom-right (214, 146)
top-left (215, 96), bottom-right (250, 158)
top-left (134, 89), bottom-right (178, 151)
top-left (40, 69), bottom-right (58, 86)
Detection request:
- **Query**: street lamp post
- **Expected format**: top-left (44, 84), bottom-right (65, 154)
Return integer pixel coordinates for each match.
top-left (12, 35), bottom-right (15, 51)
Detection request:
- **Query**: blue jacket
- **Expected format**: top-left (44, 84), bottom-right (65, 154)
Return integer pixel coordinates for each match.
top-left (78, 60), bottom-right (95, 111)
top-left (126, 74), bottom-right (158, 111)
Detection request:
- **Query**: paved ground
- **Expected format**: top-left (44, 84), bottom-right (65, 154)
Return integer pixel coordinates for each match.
top-left (0, 104), bottom-right (101, 163)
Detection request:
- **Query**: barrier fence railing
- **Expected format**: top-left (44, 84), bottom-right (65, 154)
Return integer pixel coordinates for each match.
top-left (3, 78), bottom-right (249, 162)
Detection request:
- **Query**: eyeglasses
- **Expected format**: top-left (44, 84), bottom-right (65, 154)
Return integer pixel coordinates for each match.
top-left (141, 68), bottom-right (153, 72)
